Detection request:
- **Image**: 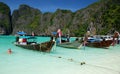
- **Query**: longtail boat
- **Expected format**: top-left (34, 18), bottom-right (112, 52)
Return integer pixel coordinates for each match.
top-left (14, 36), bottom-right (55, 52)
top-left (85, 31), bottom-right (120, 48)
top-left (53, 30), bottom-right (82, 49)
top-left (86, 39), bottom-right (113, 48)
top-left (57, 41), bottom-right (82, 49)
top-left (56, 37), bottom-right (83, 49)
top-left (82, 29), bottom-right (120, 48)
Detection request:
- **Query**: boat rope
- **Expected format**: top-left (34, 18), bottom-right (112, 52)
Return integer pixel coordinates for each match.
top-left (52, 41), bottom-right (56, 51)
top-left (48, 54), bottom-right (120, 74)
top-left (78, 43), bottom-right (83, 49)
top-left (86, 63), bottom-right (120, 74)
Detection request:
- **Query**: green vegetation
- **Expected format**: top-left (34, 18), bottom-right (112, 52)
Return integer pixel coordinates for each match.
top-left (28, 15), bottom-right (40, 30)
top-left (0, 2), bottom-right (10, 14)
top-left (101, 0), bottom-right (120, 33)
top-left (0, 2), bottom-right (11, 34)
top-left (74, 23), bottom-right (88, 37)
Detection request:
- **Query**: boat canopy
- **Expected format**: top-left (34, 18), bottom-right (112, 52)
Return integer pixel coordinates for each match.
top-left (17, 31), bottom-right (26, 35)
top-left (52, 32), bottom-right (57, 35)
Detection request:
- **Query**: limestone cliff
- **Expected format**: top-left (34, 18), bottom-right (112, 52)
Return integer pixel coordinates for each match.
top-left (0, 2), bottom-right (12, 35)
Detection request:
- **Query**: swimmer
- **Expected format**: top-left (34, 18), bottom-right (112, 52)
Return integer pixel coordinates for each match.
top-left (7, 48), bottom-right (12, 54)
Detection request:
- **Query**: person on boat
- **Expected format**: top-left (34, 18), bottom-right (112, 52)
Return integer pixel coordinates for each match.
top-left (7, 48), bottom-right (12, 54)
top-left (66, 34), bottom-right (70, 42)
top-left (75, 37), bottom-right (79, 41)
top-left (16, 36), bottom-right (19, 43)
top-left (18, 38), bottom-right (27, 45)
top-left (50, 36), bottom-right (54, 41)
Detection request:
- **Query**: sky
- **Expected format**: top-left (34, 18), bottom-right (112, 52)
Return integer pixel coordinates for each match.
top-left (0, 0), bottom-right (98, 13)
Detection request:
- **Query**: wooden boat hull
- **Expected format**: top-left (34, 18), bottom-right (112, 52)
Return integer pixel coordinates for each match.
top-left (57, 41), bottom-right (82, 49)
top-left (15, 41), bottom-right (55, 52)
top-left (15, 43), bottom-right (40, 50)
top-left (39, 41), bottom-right (55, 52)
top-left (86, 40), bottom-right (113, 48)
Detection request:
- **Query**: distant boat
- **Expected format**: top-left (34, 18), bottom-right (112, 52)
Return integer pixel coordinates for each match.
top-left (0, 28), bottom-right (5, 35)
top-left (14, 36), bottom-right (55, 52)
top-left (16, 31), bottom-right (26, 36)
top-left (0, 32), bottom-right (4, 35)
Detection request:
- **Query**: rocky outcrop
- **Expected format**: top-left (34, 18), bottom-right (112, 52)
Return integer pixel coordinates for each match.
top-left (45, 9), bottom-right (73, 35)
top-left (12, 4), bottom-right (42, 35)
top-left (0, 2), bottom-right (12, 35)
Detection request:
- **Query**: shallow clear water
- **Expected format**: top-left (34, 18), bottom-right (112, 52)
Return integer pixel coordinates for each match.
top-left (0, 36), bottom-right (120, 74)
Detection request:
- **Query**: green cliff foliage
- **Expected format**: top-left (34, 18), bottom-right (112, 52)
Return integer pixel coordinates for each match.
top-left (0, 2), bottom-right (10, 15)
top-left (12, 4), bottom-right (42, 34)
top-left (0, 2), bottom-right (11, 34)
top-left (101, 0), bottom-right (120, 34)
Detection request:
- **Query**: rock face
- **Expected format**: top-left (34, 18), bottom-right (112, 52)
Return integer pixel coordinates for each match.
top-left (0, 0), bottom-right (120, 36)
top-left (0, 2), bottom-right (12, 35)
top-left (12, 4), bottom-right (42, 35)
top-left (45, 9), bottom-right (73, 35)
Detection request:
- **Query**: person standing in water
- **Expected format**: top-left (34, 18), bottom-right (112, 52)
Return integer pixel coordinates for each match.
top-left (57, 29), bottom-right (62, 44)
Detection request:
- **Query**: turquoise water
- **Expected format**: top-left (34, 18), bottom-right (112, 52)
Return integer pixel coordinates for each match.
top-left (0, 36), bottom-right (120, 74)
